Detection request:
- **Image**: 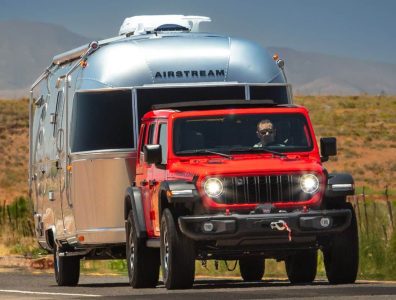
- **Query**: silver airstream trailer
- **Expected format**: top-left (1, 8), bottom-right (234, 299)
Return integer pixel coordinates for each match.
top-left (29, 15), bottom-right (291, 285)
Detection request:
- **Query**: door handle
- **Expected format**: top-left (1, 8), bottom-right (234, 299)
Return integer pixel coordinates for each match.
top-left (56, 128), bottom-right (64, 153)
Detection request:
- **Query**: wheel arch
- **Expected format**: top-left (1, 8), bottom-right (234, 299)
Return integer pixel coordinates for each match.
top-left (158, 180), bottom-right (198, 218)
top-left (45, 226), bottom-right (56, 251)
top-left (124, 186), bottom-right (147, 239)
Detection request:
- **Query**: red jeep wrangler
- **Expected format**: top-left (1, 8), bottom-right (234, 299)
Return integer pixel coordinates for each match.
top-left (124, 100), bottom-right (358, 289)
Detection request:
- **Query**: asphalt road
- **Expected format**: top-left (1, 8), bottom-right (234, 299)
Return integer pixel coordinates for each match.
top-left (1, 269), bottom-right (396, 300)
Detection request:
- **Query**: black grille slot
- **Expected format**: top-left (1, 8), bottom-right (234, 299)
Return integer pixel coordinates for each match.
top-left (218, 175), bottom-right (311, 204)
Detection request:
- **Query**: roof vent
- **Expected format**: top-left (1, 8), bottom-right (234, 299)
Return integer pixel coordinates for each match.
top-left (119, 15), bottom-right (211, 36)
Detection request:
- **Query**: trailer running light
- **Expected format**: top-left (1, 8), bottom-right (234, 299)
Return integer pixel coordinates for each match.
top-left (204, 178), bottom-right (223, 198)
top-left (80, 60), bottom-right (88, 68)
top-left (300, 174), bottom-right (319, 194)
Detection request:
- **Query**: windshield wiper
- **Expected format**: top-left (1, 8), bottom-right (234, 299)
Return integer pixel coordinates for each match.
top-left (230, 146), bottom-right (286, 157)
top-left (177, 149), bottom-right (233, 159)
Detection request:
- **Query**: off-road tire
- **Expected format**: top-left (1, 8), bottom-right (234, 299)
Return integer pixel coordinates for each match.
top-left (126, 211), bottom-right (160, 288)
top-left (53, 242), bottom-right (80, 286)
top-left (239, 257), bottom-right (265, 281)
top-left (160, 208), bottom-right (195, 289)
top-left (285, 250), bottom-right (317, 284)
top-left (324, 202), bottom-right (359, 284)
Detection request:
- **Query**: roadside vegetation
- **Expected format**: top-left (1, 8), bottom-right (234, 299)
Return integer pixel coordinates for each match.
top-left (0, 96), bottom-right (395, 280)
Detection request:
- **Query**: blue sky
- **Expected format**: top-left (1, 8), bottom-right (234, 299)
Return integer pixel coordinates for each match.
top-left (1, 0), bottom-right (395, 64)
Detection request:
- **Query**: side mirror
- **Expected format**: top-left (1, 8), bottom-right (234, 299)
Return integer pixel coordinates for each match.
top-left (320, 137), bottom-right (337, 162)
top-left (144, 144), bottom-right (162, 164)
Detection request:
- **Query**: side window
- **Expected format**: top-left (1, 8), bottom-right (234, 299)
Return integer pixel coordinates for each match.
top-left (138, 124), bottom-right (146, 163)
top-left (138, 124), bottom-right (147, 153)
top-left (53, 90), bottom-right (63, 137)
top-left (158, 123), bottom-right (168, 164)
top-left (147, 122), bottom-right (156, 145)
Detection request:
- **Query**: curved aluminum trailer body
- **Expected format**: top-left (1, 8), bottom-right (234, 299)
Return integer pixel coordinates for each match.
top-left (29, 19), bottom-right (291, 256)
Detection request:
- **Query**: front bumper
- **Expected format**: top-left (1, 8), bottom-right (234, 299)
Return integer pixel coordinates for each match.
top-left (178, 209), bottom-right (351, 242)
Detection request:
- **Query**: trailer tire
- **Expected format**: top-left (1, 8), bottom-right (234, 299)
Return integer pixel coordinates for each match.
top-left (126, 211), bottom-right (160, 288)
top-left (239, 257), bottom-right (265, 281)
top-left (160, 209), bottom-right (195, 290)
top-left (285, 250), bottom-right (317, 284)
top-left (324, 202), bottom-right (359, 284)
top-left (54, 243), bottom-right (80, 286)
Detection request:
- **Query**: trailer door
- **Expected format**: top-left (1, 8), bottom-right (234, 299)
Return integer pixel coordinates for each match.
top-left (53, 77), bottom-right (67, 235)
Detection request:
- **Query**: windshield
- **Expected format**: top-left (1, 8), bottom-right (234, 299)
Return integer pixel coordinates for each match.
top-left (173, 113), bottom-right (313, 155)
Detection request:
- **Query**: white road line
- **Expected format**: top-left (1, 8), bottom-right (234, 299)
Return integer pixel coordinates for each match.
top-left (0, 289), bottom-right (101, 297)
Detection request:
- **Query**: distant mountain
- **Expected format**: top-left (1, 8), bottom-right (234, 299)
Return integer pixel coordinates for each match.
top-left (0, 21), bottom-right (395, 98)
top-left (268, 47), bottom-right (396, 95)
top-left (0, 21), bottom-right (91, 98)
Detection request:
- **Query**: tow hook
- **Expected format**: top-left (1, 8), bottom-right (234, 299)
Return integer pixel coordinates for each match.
top-left (270, 220), bottom-right (292, 242)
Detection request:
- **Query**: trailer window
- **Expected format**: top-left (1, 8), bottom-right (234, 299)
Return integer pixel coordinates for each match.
top-left (135, 85), bottom-right (290, 125)
top-left (71, 90), bottom-right (134, 152)
top-left (53, 90), bottom-right (63, 137)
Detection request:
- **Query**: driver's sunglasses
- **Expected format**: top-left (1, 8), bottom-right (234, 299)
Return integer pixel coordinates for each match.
top-left (259, 129), bottom-right (275, 136)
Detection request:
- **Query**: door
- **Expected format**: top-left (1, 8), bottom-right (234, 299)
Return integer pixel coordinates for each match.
top-left (135, 120), bottom-right (157, 236)
top-left (52, 80), bottom-right (66, 236)
top-left (151, 122), bottom-right (168, 236)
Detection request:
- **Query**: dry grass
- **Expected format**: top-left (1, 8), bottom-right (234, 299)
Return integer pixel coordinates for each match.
top-left (0, 98), bottom-right (29, 205)
top-left (295, 95), bottom-right (396, 190)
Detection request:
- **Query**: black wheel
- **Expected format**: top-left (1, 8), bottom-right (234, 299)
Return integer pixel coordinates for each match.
top-left (285, 250), bottom-right (317, 284)
top-left (126, 211), bottom-right (160, 288)
top-left (239, 257), bottom-right (265, 281)
top-left (324, 202), bottom-right (359, 284)
top-left (160, 208), bottom-right (195, 290)
top-left (53, 242), bottom-right (80, 286)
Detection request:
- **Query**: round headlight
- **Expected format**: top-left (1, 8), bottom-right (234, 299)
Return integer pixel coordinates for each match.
top-left (300, 174), bottom-right (320, 194)
top-left (204, 178), bottom-right (224, 198)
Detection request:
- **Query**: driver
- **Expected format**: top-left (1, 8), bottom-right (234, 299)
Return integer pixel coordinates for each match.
top-left (254, 119), bottom-right (276, 147)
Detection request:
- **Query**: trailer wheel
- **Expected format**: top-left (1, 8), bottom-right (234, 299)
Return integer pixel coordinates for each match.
top-left (126, 211), bottom-right (160, 288)
top-left (53, 243), bottom-right (80, 286)
top-left (285, 250), bottom-right (317, 284)
top-left (160, 208), bottom-right (195, 290)
top-left (324, 202), bottom-right (359, 284)
top-left (239, 257), bottom-right (265, 281)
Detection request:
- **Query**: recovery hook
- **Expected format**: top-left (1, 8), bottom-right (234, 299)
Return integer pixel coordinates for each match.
top-left (270, 220), bottom-right (292, 242)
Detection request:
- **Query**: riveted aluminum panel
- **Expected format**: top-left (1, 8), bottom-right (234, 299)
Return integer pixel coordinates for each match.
top-left (70, 151), bottom-right (136, 244)
top-left (77, 33), bottom-right (285, 90)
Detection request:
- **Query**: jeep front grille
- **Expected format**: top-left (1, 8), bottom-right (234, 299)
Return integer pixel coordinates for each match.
top-left (216, 175), bottom-right (312, 204)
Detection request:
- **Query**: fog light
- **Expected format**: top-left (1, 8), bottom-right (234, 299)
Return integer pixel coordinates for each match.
top-left (202, 222), bottom-right (214, 232)
top-left (320, 217), bottom-right (331, 228)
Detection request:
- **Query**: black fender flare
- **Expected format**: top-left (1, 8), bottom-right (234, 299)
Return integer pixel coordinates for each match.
top-left (158, 180), bottom-right (199, 214)
top-left (124, 186), bottom-right (147, 239)
top-left (325, 173), bottom-right (355, 198)
top-left (45, 227), bottom-right (55, 251)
